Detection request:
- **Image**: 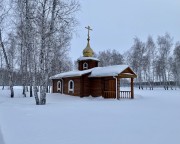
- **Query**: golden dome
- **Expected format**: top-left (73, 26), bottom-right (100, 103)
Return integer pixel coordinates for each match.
top-left (83, 41), bottom-right (94, 57)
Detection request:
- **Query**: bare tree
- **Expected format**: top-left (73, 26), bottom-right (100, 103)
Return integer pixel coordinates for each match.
top-left (14, 0), bottom-right (37, 97)
top-left (35, 0), bottom-right (79, 105)
top-left (0, 49), bottom-right (5, 89)
top-left (0, 0), bottom-right (14, 97)
top-left (98, 49), bottom-right (124, 67)
top-left (145, 36), bottom-right (156, 90)
top-left (157, 33), bottom-right (173, 90)
top-left (129, 37), bottom-right (145, 89)
top-left (0, 29), bottom-right (14, 97)
top-left (173, 42), bottom-right (180, 88)
top-left (1, 0), bottom-right (79, 100)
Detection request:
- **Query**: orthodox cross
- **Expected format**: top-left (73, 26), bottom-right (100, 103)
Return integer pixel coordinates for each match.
top-left (85, 26), bottom-right (92, 41)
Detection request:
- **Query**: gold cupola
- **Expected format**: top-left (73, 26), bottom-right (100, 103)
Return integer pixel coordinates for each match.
top-left (83, 26), bottom-right (94, 57)
top-left (77, 26), bottom-right (100, 71)
top-left (83, 41), bottom-right (94, 57)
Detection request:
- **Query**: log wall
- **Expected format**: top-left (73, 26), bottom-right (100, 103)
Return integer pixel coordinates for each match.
top-left (63, 77), bottom-right (81, 96)
top-left (80, 75), bottom-right (90, 97)
top-left (78, 60), bottom-right (98, 71)
top-left (52, 79), bottom-right (62, 93)
top-left (90, 78), bottom-right (103, 96)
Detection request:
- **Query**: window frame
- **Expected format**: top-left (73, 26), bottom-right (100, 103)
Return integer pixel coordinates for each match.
top-left (68, 80), bottom-right (74, 93)
top-left (83, 62), bottom-right (88, 69)
top-left (57, 81), bottom-right (61, 92)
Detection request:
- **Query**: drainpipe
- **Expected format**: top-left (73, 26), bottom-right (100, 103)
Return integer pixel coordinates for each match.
top-left (60, 78), bottom-right (63, 94)
top-left (113, 76), bottom-right (118, 99)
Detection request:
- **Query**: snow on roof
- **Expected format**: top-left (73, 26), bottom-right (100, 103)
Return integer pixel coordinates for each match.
top-left (50, 65), bottom-right (130, 79)
top-left (89, 65), bottom-right (129, 77)
top-left (77, 57), bottom-right (100, 62)
top-left (50, 69), bottom-right (92, 79)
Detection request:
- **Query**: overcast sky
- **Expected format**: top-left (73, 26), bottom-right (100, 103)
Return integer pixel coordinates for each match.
top-left (70, 0), bottom-right (180, 61)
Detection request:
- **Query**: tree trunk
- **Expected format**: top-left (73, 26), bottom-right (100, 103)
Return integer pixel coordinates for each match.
top-left (33, 56), bottom-right (39, 104)
top-left (33, 75), bottom-right (39, 105)
top-left (22, 85), bottom-right (26, 97)
top-left (30, 85), bottom-right (33, 97)
top-left (40, 85), bottom-right (46, 105)
top-left (0, 29), bottom-right (14, 98)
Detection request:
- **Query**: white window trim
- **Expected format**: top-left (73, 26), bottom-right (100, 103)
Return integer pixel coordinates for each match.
top-left (83, 62), bottom-right (88, 69)
top-left (68, 80), bottom-right (74, 93)
top-left (57, 81), bottom-right (61, 92)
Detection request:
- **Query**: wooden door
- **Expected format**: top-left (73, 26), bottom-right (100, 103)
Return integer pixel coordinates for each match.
top-left (109, 80), bottom-right (115, 91)
top-left (104, 79), bottom-right (116, 98)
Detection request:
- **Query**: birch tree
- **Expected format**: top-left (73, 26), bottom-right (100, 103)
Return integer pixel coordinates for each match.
top-left (145, 36), bottom-right (156, 90)
top-left (98, 49), bottom-right (124, 66)
top-left (157, 33), bottom-right (173, 90)
top-left (0, 49), bottom-right (5, 88)
top-left (1, 0), bottom-right (79, 100)
top-left (35, 0), bottom-right (79, 105)
top-left (0, 0), bottom-right (14, 97)
top-left (0, 30), bottom-right (14, 97)
top-left (173, 42), bottom-right (180, 87)
top-left (14, 0), bottom-right (37, 97)
top-left (130, 37), bottom-right (145, 89)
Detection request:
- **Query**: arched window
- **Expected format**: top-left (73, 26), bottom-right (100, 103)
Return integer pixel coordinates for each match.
top-left (83, 62), bottom-right (88, 69)
top-left (68, 80), bottom-right (74, 93)
top-left (57, 81), bottom-right (61, 92)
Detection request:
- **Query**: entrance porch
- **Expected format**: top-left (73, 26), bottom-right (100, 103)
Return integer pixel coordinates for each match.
top-left (102, 67), bottom-right (137, 99)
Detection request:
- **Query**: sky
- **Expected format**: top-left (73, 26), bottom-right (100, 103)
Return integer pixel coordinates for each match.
top-left (70, 0), bottom-right (180, 61)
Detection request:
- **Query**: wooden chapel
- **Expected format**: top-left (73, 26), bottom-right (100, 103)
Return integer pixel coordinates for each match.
top-left (50, 26), bottom-right (137, 99)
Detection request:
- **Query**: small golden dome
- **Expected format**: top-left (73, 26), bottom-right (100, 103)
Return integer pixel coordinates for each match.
top-left (83, 41), bottom-right (94, 57)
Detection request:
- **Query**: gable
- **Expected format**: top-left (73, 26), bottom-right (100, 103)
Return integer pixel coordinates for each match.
top-left (118, 67), bottom-right (137, 78)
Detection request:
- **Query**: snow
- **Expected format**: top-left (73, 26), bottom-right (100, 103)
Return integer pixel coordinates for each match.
top-left (0, 127), bottom-right (5, 144)
top-left (0, 87), bottom-right (180, 144)
top-left (77, 56), bottom-right (100, 62)
top-left (89, 65), bottom-right (129, 77)
top-left (50, 69), bottom-right (92, 79)
top-left (50, 65), bottom-right (130, 79)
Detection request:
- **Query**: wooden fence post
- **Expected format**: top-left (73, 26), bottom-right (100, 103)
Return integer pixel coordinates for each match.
top-left (131, 78), bottom-right (134, 99)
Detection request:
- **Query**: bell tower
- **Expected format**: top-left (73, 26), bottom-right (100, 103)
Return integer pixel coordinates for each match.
top-left (77, 26), bottom-right (99, 71)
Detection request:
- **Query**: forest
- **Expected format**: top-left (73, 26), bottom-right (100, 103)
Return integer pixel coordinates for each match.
top-left (0, 0), bottom-right (79, 104)
top-left (93, 34), bottom-right (180, 90)
top-left (0, 0), bottom-right (180, 104)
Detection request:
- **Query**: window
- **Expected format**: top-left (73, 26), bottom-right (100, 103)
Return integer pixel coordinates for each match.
top-left (57, 81), bottom-right (61, 92)
top-left (68, 80), bottom-right (74, 93)
top-left (83, 62), bottom-right (88, 69)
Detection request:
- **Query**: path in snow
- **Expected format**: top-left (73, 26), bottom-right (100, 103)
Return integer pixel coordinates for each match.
top-left (0, 90), bottom-right (6, 144)
top-left (0, 127), bottom-right (5, 144)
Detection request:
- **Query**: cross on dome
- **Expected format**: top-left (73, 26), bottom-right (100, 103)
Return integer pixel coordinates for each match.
top-left (83, 26), bottom-right (94, 57)
top-left (85, 26), bottom-right (92, 41)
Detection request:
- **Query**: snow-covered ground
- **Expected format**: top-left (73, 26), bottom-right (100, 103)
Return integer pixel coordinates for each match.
top-left (0, 87), bottom-right (180, 144)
